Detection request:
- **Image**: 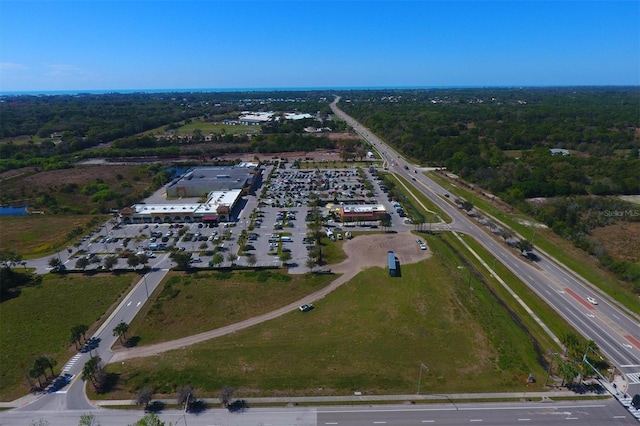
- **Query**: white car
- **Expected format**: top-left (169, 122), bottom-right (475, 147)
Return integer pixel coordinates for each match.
top-left (587, 297), bottom-right (598, 305)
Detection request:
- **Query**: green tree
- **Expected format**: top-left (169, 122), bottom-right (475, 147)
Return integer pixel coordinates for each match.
top-left (75, 257), bottom-right (89, 270)
top-left (515, 239), bottom-right (534, 253)
top-left (78, 413), bottom-right (100, 426)
top-left (48, 257), bottom-right (61, 269)
top-left (169, 251), bottom-right (191, 270)
top-left (113, 321), bottom-right (129, 344)
top-left (128, 413), bottom-right (170, 426)
top-left (210, 253), bottom-right (224, 267)
top-left (279, 250), bottom-right (292, 265)
top-left (103, 255), bottom-right (118, 271)
top-left (81, 356), bottom-right (101, 388)
top-left (561, 331), bottom-right (581, 359)
top-left (0, 249), bottom-right (23, 269)
top-left (127, 255), bottom-right (141, 269)
top-left (558, 361), bottom-right (580, 387)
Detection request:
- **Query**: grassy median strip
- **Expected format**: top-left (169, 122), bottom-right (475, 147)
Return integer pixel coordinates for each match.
top-left (427, 171), bottom-right (640, 315)
top-left (0, 273), bottom-right (135, 401)
top-left (102, 238), bottom-right (548, 399)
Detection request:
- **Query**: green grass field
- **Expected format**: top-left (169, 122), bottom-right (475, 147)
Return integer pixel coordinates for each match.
top-left (102, 234), bottom-right (548, 399)
top-left (0, 215), bottom-right (106, 258)
top-left (142, 118), bottom-right (258, 136)
top-left (0, 273), bottom-right (136, 401)
top-left (126, 270), bottom-right (337, 345)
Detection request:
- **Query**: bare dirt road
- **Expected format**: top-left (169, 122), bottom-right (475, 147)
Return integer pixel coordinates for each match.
top-left (109, 231), bottom-right (430, 363)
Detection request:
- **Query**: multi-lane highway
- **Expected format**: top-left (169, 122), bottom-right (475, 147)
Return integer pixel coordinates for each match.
top-left (331, 96), bottom-right (640, 399)
top-left (2, 399), bottom-right (638, 425)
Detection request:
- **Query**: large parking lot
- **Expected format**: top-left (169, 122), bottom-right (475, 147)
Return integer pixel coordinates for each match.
top-left (68, 161), bottom-right (416, 274)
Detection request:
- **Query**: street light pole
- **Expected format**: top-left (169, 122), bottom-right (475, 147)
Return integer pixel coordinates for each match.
top-left (417, 362), bottom-right (429, 394)
top-left (143, 274), bottom-right (149, 299)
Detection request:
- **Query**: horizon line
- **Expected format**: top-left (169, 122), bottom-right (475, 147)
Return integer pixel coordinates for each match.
top-left (2, 84), bottom-right (639, 96)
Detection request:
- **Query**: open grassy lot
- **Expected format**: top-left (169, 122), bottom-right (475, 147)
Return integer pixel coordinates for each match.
top-left (103, 236), bottom-right (547, 399)
top-left (176, 121), bottom-right (258, 135)
top-left (0, 215), bottom-right (105, 258)
top-left (0, 272), bottom-right (136, 401)
top-left (427, 171), bottom-right (640, 315)
top-left (126, 270), bottom-right (337, 346)
top-left (435, 231), bottom-right (569, 353)
top-left (142, 119), bottom-right (258, 136)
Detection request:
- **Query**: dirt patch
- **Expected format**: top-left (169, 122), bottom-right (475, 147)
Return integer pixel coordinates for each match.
top-left (333, 231), bottom-right (431, 275)
top-left (592, 222), bottom-right (640, 263)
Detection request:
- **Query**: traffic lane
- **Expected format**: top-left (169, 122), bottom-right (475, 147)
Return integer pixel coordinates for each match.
top-left (486, 243), bottom-right (640, 366)
top-left (317, 399), bottom-right (637, 425)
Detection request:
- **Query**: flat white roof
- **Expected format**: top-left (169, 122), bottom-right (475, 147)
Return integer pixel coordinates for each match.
top-left (131, 189), bottom-right (242, 215)
top-left (341, 204), bottom-right (386, 213)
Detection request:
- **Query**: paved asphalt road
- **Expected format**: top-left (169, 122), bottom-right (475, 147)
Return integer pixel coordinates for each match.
top-left (330, 97), bottom-right (640, 398)
top-left (2, 399), bottom-right (638, 425)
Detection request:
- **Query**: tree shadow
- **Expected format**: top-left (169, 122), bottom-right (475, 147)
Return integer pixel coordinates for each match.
top-left (146, 400), bottom-right (165, 412)
top-left (228, 399), bottom-right (249, 413)
top-left (95, 372), bottom-right (119, 394)
top-left (187, 399), bottom-right (207, 413)
top-left (125, 336), bottom-right (141, 347)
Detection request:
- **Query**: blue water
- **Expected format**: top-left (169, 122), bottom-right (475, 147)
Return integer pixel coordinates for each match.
top-left (0, 86), bottom-right (470, 96)
top-left (0, 206), bottom-right (28, 216)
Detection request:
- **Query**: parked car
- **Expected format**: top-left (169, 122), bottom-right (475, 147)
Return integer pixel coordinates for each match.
top-left (299, 304), bottom-right (314, 312)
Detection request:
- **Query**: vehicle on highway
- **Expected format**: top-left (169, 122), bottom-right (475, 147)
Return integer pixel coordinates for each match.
top-left (299, 304), bottom-right (314, 312)
top-left (587, 297), bottom-right (598, 305)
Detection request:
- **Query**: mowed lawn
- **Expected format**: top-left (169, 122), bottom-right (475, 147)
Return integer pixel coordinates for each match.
top-left (127, 271), bottom-right (337, 345)
top-left (106, 239), bottom-right (547, 398)
top-left (0, 273), bottom-right (136, 401)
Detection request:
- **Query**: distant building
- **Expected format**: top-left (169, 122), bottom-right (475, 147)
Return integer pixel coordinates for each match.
top-left (238, 111), bottom-right (275, 125)
top-left (284, 112), bottom-right (313, 120)
top-left (550, 148), bottom-right (570, 156)
top-left (337, 204), bottom-right (387, 222)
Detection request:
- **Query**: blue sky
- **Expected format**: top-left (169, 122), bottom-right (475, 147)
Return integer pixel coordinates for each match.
top-left (1, 1), bottom-right (638, 91)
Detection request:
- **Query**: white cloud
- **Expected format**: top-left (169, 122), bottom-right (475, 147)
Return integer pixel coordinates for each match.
top-left (0, 62), bottom-right (28, 71)
top-left (45, 63), bottom-right (83, 76)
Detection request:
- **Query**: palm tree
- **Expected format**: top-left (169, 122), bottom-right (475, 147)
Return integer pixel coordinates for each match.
top-left (29, 365), bottom-right (44, 388)
top-left (558, 361), bottom-right (579, 387)
top-left (561, 331), bottom-right (580, 359)
top-left (113, 321), bottom-right (129, 344)
top-left (81, 356), bottom-right (101, 387)
top-left (41, 355), bottom-right (57, 377)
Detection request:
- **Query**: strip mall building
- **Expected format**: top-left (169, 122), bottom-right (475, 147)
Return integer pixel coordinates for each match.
top-left (119, 164), bottom-right (261, 224)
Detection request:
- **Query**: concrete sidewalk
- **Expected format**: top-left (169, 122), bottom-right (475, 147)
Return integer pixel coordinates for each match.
top-left (91, 390), bottom-right (602, 408)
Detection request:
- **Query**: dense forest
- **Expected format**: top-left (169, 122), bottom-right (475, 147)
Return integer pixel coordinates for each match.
top-left (339, 87), bottom-right (640, 200)
top-left (0, 91), bottom-right (336, 172)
